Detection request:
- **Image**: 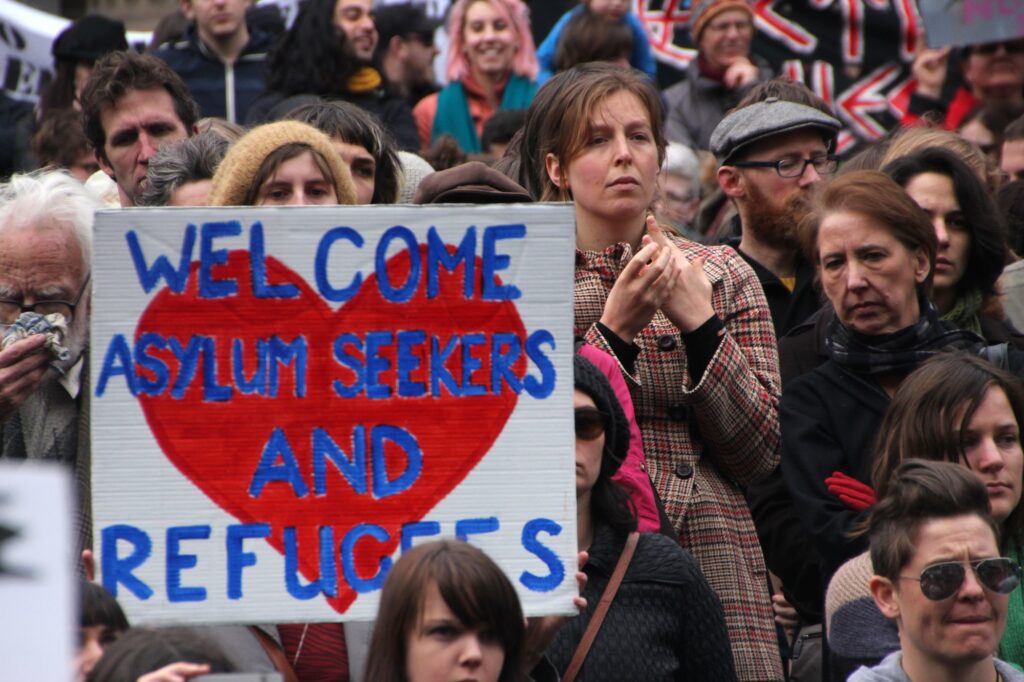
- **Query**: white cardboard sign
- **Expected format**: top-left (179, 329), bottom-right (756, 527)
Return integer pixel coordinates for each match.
top-left (91, 204), bottom-right (578, 624)
top-left (0, 462), bottom-right (74, 682)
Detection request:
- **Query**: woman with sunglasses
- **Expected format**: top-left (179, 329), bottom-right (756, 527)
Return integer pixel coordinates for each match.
top-left (848, 459), bottom-right (1024, 682)
top-left (902, 38), bottom-right (1024, 130)
top-left (825, 352), bottom-right (1024, 679)
top-left (543, 354), bottom-right (735, 680)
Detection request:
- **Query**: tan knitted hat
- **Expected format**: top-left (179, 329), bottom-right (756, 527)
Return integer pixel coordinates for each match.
top-left (208, 120), bottom-right (357, 206)
top-left (690, 0), bottom-right (753, 42)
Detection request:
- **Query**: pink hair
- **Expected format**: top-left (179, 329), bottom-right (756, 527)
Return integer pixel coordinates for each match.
top-left (445, 0), bottom-right (539, 83)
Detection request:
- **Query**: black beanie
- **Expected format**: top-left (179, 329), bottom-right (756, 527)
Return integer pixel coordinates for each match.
top-left (574, 354), bottom-right (629, 478)
top-left (52, 15), bottom-right (128, 64)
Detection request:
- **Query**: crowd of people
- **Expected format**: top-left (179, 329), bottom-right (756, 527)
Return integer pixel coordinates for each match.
top-left (3, 0), bottom-right (1024, 680)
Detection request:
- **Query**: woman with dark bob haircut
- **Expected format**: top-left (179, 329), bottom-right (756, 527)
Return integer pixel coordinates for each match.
top-left (782, 171), bottom-right (1024, 596)
top-left (286, 100), bottom-right (403, 204)
top-left (363, 540), bottom-right (526, 682)
top-left (883, 147), bottom-right (1018, 343)
top-left (825, 352), bottom-right (1024, 678)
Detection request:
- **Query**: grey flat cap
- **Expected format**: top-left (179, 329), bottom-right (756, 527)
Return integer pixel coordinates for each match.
top-left (710, 97), bottom-right (842, 162)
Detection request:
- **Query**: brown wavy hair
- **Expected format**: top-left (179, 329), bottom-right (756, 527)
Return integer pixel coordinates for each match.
top-left (869, 352), bottom-right (1024, 545)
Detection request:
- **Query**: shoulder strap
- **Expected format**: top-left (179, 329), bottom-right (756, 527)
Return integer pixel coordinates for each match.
top-left (248, 625), bottom-right (299, 682)
top-left (562, 531), bottom-right (639, 682)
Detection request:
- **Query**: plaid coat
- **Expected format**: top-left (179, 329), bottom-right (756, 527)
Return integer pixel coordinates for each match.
top-left (575, 234), bottom-right (783, 681)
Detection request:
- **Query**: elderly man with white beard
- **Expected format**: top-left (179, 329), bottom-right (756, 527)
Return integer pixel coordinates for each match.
top-left (0, 171), bottom-right (98, 572)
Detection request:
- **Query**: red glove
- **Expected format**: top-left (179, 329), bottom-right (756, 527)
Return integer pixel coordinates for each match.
top-left (825, 471), bottom-right (876, 511)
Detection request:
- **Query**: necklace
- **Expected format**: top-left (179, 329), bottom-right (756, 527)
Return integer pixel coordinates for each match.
top-left (291, 623), bottom-right (309, 668)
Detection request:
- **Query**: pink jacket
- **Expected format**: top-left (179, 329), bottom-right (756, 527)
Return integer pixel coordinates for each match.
top-left (578, 343), bottom-right (660, 533)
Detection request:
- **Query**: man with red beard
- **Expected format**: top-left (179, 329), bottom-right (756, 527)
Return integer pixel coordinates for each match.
top-left (711, 91), bottom-right (842, 679)
top-left (711, 93), bottom-right (841, 338)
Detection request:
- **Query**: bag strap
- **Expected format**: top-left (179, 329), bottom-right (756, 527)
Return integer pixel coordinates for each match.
top-left (562, 531), bottom-right (640, 682)
top-left (248, 625), bottom-right (299, 682)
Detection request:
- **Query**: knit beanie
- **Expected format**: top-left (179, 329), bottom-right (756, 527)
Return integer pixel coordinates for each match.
top-left (52, 15), bottom-right (128, 64)
top-left (397, 151), bottom-right (435, 204)
top-left (574, 354), bottom-right (629, 478)
top-left (689, 0), bottom-right (753, 41)
top-left (208, 121), bottom-right (357, 206)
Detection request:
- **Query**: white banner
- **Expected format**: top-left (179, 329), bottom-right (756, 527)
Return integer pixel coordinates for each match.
top-left (0, 0), bottom-right (149, 102)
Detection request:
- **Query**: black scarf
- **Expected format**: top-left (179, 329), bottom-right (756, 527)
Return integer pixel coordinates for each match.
top-left (826, 297), bottom-right (984, 375)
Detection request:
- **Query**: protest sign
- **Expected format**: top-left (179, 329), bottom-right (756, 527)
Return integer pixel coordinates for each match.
top-left (92, 204), bottom-right (578, 624)
top-left (0, 462), bottom-right (74, 681)
top-left (920, 0), bottom-right (1024, 49)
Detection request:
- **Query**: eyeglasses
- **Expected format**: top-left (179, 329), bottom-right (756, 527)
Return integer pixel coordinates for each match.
top-left (575, 407), bottom-right (607, 440)
top-left (973, 39), bottom-right (1024, 55)
top-left (900, 557), bottom-right (1022, 601)
top-left (705, 19), bottom-right (752, 34)
top-left (0, 272), bottom-right (90, 328)
top-left (731, 154), bottom-right (839, 178)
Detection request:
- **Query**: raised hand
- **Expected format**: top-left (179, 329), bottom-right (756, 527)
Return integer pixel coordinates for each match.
top-left (723, 57), bottom-right (760, 90)
top-left (912, 47), bottom-right (950, 99)
top-left (0, 334), bottom-right (50, 423)
top-left (599, 236), bottom-right (679, 343)
top-left (647, 221), bottom-right (714, 333)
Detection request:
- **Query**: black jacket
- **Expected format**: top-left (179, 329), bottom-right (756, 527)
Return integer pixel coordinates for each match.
top-left (727, 238), bottom-right (823, 339)
top-left (153, 26), bottom-right (273, 123)
top-left (779, 360), bottom-right (885, 583)
top-left (546, 525), bottom-right (736, 681)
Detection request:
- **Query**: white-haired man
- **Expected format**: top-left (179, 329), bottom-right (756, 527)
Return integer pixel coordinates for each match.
top-left (0, 170), bottom-right (98, 568)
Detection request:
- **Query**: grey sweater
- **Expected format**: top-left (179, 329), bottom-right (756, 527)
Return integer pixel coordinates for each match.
top-left (848, 651), bottom-right (1024, 681)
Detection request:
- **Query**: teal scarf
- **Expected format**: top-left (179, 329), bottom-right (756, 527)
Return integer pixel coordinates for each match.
top-left (432, 74), bottom-right (536, 154)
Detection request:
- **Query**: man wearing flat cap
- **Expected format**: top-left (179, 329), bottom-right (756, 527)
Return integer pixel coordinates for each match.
top-left (663, 0), bottom-right (771, 150)
top-left (711, 93), bottom-right (841, 338)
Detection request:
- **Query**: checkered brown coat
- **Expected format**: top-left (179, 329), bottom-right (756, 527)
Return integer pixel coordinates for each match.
top-left (575, 233), bottom-right (783, 681)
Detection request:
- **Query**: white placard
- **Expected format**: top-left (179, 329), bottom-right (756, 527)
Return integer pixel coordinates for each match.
top-left (91, 204), bottom-right (579, 624)
top-left (0, 462), bottom-right (74, 682)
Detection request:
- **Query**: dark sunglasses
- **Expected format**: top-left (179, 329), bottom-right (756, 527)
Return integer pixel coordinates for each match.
top-left (900, 558), bottom-right (1022, 601)
top-left (973, 39), bottom-right (1024, 55)
top-left (575, 407), bottom-right (607, 440)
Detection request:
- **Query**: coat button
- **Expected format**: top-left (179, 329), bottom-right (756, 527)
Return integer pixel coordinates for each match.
top-left (657, 334), bottom-right (678, 351)
top-left (675, 463), bottom-right (694, 479)
top-left (667, 404), bottom-right (688, 421)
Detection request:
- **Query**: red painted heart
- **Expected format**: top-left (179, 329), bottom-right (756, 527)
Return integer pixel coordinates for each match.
top-left (136, 248), bottom-right (525, 614)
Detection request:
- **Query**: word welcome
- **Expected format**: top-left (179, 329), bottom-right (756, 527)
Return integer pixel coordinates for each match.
top-left (126, 221), bottom-right (526, 303)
